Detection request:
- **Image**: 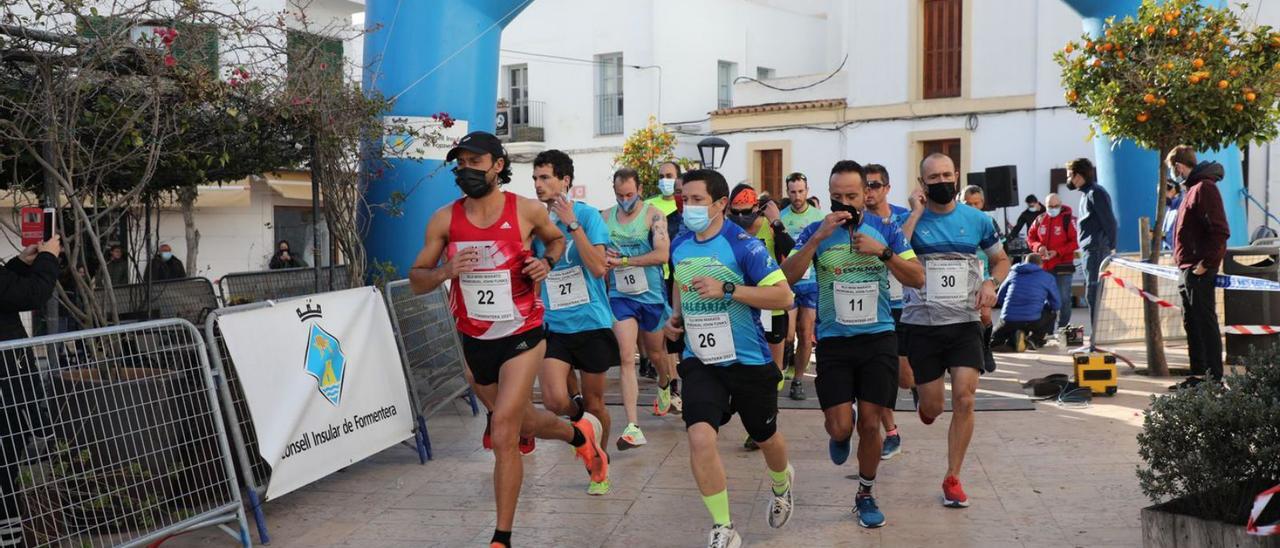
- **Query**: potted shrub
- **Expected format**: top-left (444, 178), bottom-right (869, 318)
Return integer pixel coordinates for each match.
top-left (1137, 349), bottom-right (1280, 547)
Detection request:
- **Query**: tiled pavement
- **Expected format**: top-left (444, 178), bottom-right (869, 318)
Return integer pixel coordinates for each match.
top-left (172, 330), bottom-right (1197, 547)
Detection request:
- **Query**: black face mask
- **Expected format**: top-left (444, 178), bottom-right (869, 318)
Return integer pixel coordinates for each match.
top-left (830, 200), bottom-right (862, 228)
top-left (728, 211), bottom-right (758, 230)
top-left (925, 182), bottom-right (957, 205)
top-left (454, 167), bottom-right (494, 199)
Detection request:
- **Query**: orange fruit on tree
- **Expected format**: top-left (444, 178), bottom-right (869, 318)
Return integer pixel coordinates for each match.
top-left (1064, 42), bottom-right (1074, 54)
top-left (1158, 98), bottom-right (1167, 106)
top-left (1164, 12), bottom-right (1175, 22)
top-left (1192, 58), bottom-right (1204, 69)
top-left (1272, 35), bottom-right (1280, 47)
top-left (1218, 79), bottom-right (1229, 89)
top-left (1137, 112), bottom-right (1150, 123)
top-left (1084, 40), bottom-right (1094, 50)
top-left (1100, 42), bottom-right (1113, 52)
top-left (1143, 93), bottom-right (1157, 104)
top-left (1093, 58), bottom-right (1103, 67)
top-left (1229, 68), bottom-right (1239, 77)
top-left (1245, 91), bottom-right (1257, 102)
top-left (1164, 62), bottom-right (1175, 70)
top-left (1233, 103), bottom-right (1244, 111)
top-left (1168, 27), bottom-right (1179, 37)
top-left (1188, 74), bottom-right (1201, 84)
top-left (1145, 25), bottom-right (1157, 36)
top-left (1115, 50), bottom-right (1125, 60)
top-left (1065, 90), bottom-right (1078, 102)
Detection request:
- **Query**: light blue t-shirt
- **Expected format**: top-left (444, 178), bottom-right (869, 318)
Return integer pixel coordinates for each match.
top-left (781, 204), bottom-right (825, 294)
top-left (604, 203), bottom-right (667, 305)
top-left (902, 204), bottom-right (1000, 326)
top-left (533, 201), bottom-right (615, 333)
top-left (671, 221), bottom-right (789, 366)
top-left (794, 214), bottom-right (914, 340)
top-left (880, 204), bottom-right (912, 309)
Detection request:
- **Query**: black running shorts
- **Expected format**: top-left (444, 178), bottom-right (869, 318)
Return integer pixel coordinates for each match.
top-left (545, 328), bottom-right (620, 374)
top-left (460, 328), bottom-right (545, 386)
top-left (891, 308), bottom-right (908, 357)
top-left (814, 332), bottom-right (899, 409)
top-left (903, 321), bottom-right (985, 385)
top-left (678, 357), bottom-right (782, 443)
top-left (763, 312), bottom-right (787, 344)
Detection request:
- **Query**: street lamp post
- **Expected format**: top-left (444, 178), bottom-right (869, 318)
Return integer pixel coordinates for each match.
top-left (697, 137), bottom-right (729, 171)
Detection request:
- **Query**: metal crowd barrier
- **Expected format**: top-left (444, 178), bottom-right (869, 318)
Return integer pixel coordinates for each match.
top-left (0, 319), bottom-right (248, 547)
top-left (382, 280), bottom-right (478, 461)
top-left (94, 277), bottom-right (220, 327)
top-left (1094, 253), bottom-right (1224, 346)
top-left (217, 265), bottom-right (351, 306)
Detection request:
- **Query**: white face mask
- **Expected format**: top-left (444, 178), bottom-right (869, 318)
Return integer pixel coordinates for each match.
top-left (1047, 206), bottom-right (1062, 217)
top-left (658, 178), bottom-right (676, 196)
top-left (160, 251), bottom-right (173, 260)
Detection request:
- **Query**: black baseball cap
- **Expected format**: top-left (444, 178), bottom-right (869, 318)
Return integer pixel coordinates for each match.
top-left (446, 131), bottom-right (506, 163)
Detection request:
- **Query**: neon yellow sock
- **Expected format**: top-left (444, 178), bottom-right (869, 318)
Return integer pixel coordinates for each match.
top-left (702, 490), bottom-right (731, 526)
top-left (768, 465), bottom-right (791, 496)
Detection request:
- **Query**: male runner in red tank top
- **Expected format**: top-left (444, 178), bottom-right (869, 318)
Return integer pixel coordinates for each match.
top-left (409, 132), bottom-right (609, 548)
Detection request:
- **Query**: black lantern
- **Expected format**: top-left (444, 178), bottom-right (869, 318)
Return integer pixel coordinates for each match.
top-left (697, 137), bottom-right (730, 171)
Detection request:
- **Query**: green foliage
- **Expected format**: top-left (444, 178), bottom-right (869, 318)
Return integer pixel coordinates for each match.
top-left (1055, 0), bottom-right (1280, 151)
top-left (1136, 349), bottom-right (1280, 523)
top-left (612, 116), bottom-right (695, 198)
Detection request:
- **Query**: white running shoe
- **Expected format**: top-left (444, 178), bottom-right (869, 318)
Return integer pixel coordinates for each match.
top-left (707, 523), bottom-right (741, 548)
top-left (767, 464), bottom-right (795, 528)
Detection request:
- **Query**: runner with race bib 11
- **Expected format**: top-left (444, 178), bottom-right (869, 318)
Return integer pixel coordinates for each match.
top-left (664, 169), bottom-right (797, 548)
top-left (899, 153), bottom-right (1011, 510)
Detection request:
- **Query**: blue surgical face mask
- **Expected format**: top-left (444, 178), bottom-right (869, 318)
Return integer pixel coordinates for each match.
top-left (683, 205), bottom-right (711, 233)
top-left (658, 178), bottom-right (676, 196)
top-left (619, 196), bottom-right (640, 213)
top-left (160, 251), bottom-right (173, 261)
top-left (1168, 167), bottom-right (1186, 185)
top-left (1047, 206), bottom-right (1062, 217)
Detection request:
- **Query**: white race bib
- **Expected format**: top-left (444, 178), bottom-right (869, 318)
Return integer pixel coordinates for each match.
top-left (547, 267), bottom-right (590, 310)
top-left (761, 309), bottom-right (772, 332)
top-left (834, 281), bottom-right (878, 325)
top-left (927, 260), bottom-right (969, 303)
top-left (888, 274), bottom-right (904, 301)
top-left (686, 313), bottom-right (737, 364)
top-left (460, 271), bottom-right (514, 321)
top-left (614, 266), bottom-right (649, 295)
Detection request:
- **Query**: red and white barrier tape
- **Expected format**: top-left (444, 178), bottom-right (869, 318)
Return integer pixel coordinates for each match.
top-left (1223, 325), bottom-right (1280, 335)
top-left (1248, 483), bottom-right (1279, 536)
top-left (1100, 271), bottom-right (1180, 309)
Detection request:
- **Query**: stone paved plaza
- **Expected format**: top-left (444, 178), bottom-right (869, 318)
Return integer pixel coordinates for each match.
top-left (174, 329), bottom-right (1190, 548)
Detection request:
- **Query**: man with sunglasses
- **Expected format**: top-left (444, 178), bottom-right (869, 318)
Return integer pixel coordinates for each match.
top-left (862, 164), bottom-right (913, 461)
top-left (900, 153), bottom-right (1010, 509)
top-left (781, 160), bottom-right (923, 528)
top-left (780, 172), bottom-right (825, 401)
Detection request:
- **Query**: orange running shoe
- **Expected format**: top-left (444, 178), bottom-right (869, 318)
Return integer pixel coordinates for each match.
top-left (572, 412), bottom-right (609, 484)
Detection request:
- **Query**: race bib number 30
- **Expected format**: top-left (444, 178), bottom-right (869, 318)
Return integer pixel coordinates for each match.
top-left (460, 271), bottom-right (514, 321)
top-left (686, 313), bottom-right (737, 364)
top-left (547, 267), bottom-right (590, 310)
top-left (614, 266), bottom-right (649, 295)
top-left (927, 260), bottom-right (969, 303)
top-left (834, 281), bottom-right (878, 325)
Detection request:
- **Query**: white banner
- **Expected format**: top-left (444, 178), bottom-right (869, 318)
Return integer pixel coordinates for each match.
top-left (382, 116), bottom-right (469, 161)
top-left (219, 286), bottom-right (414, 499)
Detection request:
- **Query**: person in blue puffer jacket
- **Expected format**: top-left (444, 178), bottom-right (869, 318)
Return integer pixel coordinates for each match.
top-left (991, 254), bottom-right (1060, 351)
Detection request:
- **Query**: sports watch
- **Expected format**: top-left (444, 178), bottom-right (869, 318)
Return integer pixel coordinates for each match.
top-left (878, 247), bottom-right (893, 262)
top-left (722, 281), bottom-right (736, 301)
top-left (567, 221), bottom-right (582, 232)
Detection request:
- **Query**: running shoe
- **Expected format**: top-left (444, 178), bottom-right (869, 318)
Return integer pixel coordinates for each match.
top-left (482, 414), bottom-right (492, 451)
top-left (617, 423), bottom-right (647, 451)
top-left (519, 435), bottom-right (536, 455)
top-left (776, 378), bottom-right (785, 392)
top-left (743, 435), bottom-right (759, 451)
top-left (707, 524), bottom-right (741, 548)
top-left (788, 380), bottom-right (806, 401)
top-left (587, 479), bottom-right (612, 496)
top-left (783, 365), bottom-right (795, 381)
top-left (573, 413), bottom-right (610, 485)
top-left (639, 356), bottom-right (658, 379)
top-left (881, 433), bottom-right (901, 460)
top-left (942, 475), bottom-right (970, 508)
top-left (654, 385), bottom-right (672, 416)
top-left (854, 493), bottom-right (886, 528)
top-left (671, 389), bottom-right (684, 415)
top-left (828, 437), bottom-right (851, 465)
top-left (767, 464), bottom-right (795, 529)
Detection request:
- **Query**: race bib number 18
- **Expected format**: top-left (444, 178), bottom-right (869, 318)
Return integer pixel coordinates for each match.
top-left (614, 266), bottom-right (649, 295)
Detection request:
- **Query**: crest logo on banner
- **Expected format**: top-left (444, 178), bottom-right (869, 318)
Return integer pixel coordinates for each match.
top-left (298, 303), bottom-right (346, 406)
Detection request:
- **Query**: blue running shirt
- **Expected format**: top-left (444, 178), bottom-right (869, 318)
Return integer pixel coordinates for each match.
top-left (533, 201), bottom-right (615, 333)
top-left (604, 203), bottom-right (667, 305)
top-left (794, 214), bottom-right (915, 340)
top-left (671, 221), bottom-right (788, 366)
top-left (901, 204), bottom-right (1000, 326)
top-left (781, 204), bottom-right (825, 292)
top-left (879, 204), bottom-right (912, 309)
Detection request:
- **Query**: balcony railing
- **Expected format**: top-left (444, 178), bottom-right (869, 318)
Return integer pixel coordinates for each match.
top-left (596, 93), bottom-right (624, 135)
top-left (497, 99), bottom-right (544, 142)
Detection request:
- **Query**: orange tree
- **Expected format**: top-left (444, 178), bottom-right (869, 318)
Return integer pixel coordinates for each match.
top-left (1055, 0), bottom-right (1280, 374)
top-left (613, 116), bottom-right (694, 197)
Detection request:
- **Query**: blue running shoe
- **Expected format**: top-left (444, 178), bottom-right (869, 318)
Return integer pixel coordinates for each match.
top-left (828, 437), bottom-right (851, 465)
top-left (881, 433), bottom-right (901, 460)
top-left (855, 493), bottom-right (886, 528)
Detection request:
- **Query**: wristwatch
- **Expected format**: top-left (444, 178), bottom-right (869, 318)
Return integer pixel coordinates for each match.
top-left (621, 256), bottom-right (630, 267)
top-left (878, 247), bottom-right (893, 262)
top-left (722, 281), bottom-right (736, 301)
top-left (567, 221), bottom-right (582, 233)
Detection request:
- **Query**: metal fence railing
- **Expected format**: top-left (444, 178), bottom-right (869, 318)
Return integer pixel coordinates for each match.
top-left (218, 265), bottom-right (351, 306)
top-left (382, 282), bottom-right (477, 459)
top-left (94, 277), bottom-right (220, 327)
top-left (1093, 253), bottom-right (1224, 346)
top-left (202, 302), bottom-right (273, 544)
top-left (0, 319), bottom-right (248, 547)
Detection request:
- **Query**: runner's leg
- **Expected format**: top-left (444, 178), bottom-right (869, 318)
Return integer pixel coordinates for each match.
top-left (580, 371), bottom-right (611, 443)
top-left (915, 376), bottom-right (945, 424)
top-left (487, 342), bottom-right (550, 533)
top-left (794, 307), bottom-right (816, 379)
top-left (945, 366), bottom-right (980, 478)
top-left (538, 358), bottom-right (574, 417)
top-left (856, 401), bottom-right (884, 478)
top-left (613, 318), bottom-right (641, 427)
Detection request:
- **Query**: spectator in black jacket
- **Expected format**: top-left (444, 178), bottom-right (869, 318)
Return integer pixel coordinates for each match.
top-left (1009, 194), bottom-right (1042, 239)
top-left (0, 235), bottom-right (61, 544)
top-left (103, 244), bottom-right (129, 287)
top-left (268, 239), bottom-right (307, 270)
top-left (146, 244), bottom-right (186, 281)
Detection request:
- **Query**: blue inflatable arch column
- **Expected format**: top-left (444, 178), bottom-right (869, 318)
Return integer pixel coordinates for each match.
top-left (1062, 0), bottom-right (1248, 251)
top-left (362, 0), bottom-right (533, 274)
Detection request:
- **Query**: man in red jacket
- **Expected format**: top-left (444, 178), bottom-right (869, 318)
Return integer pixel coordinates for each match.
top-left (1168, 145), bottom-right (1230, 387)
top-left (1026, 194), bottom-right (1079, 330)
